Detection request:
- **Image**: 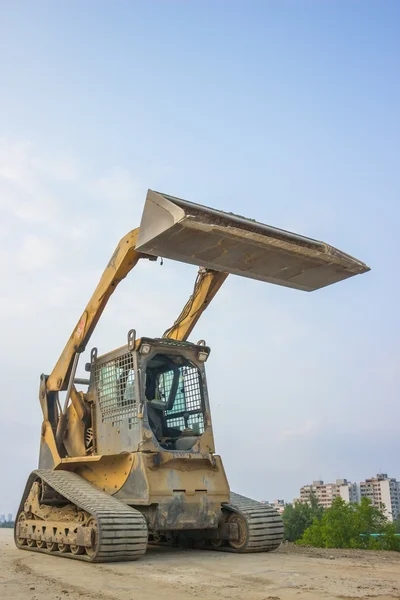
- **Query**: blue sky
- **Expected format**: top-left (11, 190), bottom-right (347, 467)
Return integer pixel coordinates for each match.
top-left (0, 1), bottom-right (399, 513)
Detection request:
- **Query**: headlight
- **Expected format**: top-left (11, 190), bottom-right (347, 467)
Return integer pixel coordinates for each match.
top-left (140, 343), bottom-right (151, 355)
top-left (197, 351), bottom-right (209, 362)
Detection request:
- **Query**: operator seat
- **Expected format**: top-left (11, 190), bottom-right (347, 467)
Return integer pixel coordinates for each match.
top-left (175, 436), bottom-right (199, 451)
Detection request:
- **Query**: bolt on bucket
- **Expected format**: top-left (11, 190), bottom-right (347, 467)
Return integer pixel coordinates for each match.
top-left (136, 190), bottom-right (370, 292)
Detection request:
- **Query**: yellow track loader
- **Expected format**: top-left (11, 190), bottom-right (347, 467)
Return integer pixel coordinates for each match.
top-left (15, 190), bottom-right (369, 561)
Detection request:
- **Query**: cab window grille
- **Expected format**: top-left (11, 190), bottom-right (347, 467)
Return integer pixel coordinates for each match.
top-left (95, 353), bottom-right (137, 427)
top-left (158, 366), bottom-right (204, 434)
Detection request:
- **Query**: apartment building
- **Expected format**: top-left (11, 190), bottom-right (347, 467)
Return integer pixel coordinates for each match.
top-left (300, 479), bottom-right (359, 509)
top-left (359, 474), bottom-right (400, 522)
top-left (337, 479), bottom-right (360, 504)
top-left (260, 499), bottom-right (285, 514)
top-left (271, 499), bottom-right (285, 515)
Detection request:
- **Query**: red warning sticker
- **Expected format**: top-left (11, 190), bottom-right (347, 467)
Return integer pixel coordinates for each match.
top-left (76, 313), bottom-right (87, 339)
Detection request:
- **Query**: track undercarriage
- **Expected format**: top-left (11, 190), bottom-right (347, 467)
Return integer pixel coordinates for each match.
top-left (15, 471), bottom-right (284, 562)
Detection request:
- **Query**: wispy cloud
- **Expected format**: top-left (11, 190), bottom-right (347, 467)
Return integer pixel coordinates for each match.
top-left (88, 165), bottom-right (142, 205)
top-left (280, 419), bottom-right (320, 440)
top-left (17, 235), bottom-right (57, 270)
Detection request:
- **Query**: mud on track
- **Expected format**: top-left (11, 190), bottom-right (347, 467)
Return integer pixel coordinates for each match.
top-left (1, 530), bottom-right (400, 600)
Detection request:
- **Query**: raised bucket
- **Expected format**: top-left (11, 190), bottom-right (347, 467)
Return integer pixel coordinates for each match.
top-left (136, 190), bottom-right (369, 292)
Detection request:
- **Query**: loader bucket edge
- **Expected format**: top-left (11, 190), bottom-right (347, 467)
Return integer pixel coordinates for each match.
top-left (136, 190), bottom-right (370, 292)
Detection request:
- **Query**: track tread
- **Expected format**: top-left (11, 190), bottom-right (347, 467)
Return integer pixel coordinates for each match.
top-left (220, 491), bottom-right (284, 553)
top-left (15, 469), bottom-right (148, 563)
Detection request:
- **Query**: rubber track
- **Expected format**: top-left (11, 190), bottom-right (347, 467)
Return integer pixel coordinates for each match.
top-left (15, 469), bottom-right (148, 562)
top-left (219, 491), bottom-right (284, 553)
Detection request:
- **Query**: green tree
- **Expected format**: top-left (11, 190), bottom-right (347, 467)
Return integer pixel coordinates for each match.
top-left (282, 493), bottom-right (324, 542)
top-left (394, 518), bottom-right (400, 534)
top-left (300, 498), bottom-right (357, 548)
top-left (299, 497), bottom-right (400, 551)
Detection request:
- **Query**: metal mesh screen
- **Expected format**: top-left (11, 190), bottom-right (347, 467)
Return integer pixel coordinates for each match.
top-left (160, 365), bottom-right (204, 434)
top-left (95, 352), bottom-right (137, 427)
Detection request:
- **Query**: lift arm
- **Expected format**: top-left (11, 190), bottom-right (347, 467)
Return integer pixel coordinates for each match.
top-left (163, 268), bottom-right (229, 342)
top-left (47, 228), bottom-right (151, 392)
top-left (48, 235), bottom-right (225, 450)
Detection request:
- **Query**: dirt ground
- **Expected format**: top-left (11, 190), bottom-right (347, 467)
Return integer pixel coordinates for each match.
top-left (2, 529), bottom-right (400, 600)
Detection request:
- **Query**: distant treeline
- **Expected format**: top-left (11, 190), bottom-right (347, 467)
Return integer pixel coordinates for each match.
top-left (282, 496), bottom-right (400, 551)
top-left (0, 521), bottom-right (14, 528)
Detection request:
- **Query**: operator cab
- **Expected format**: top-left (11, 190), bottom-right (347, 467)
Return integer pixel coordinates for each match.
top-left (91, 336), bottom-right (211, 455)
top-left (139, 338), bottom-right (210, 451)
